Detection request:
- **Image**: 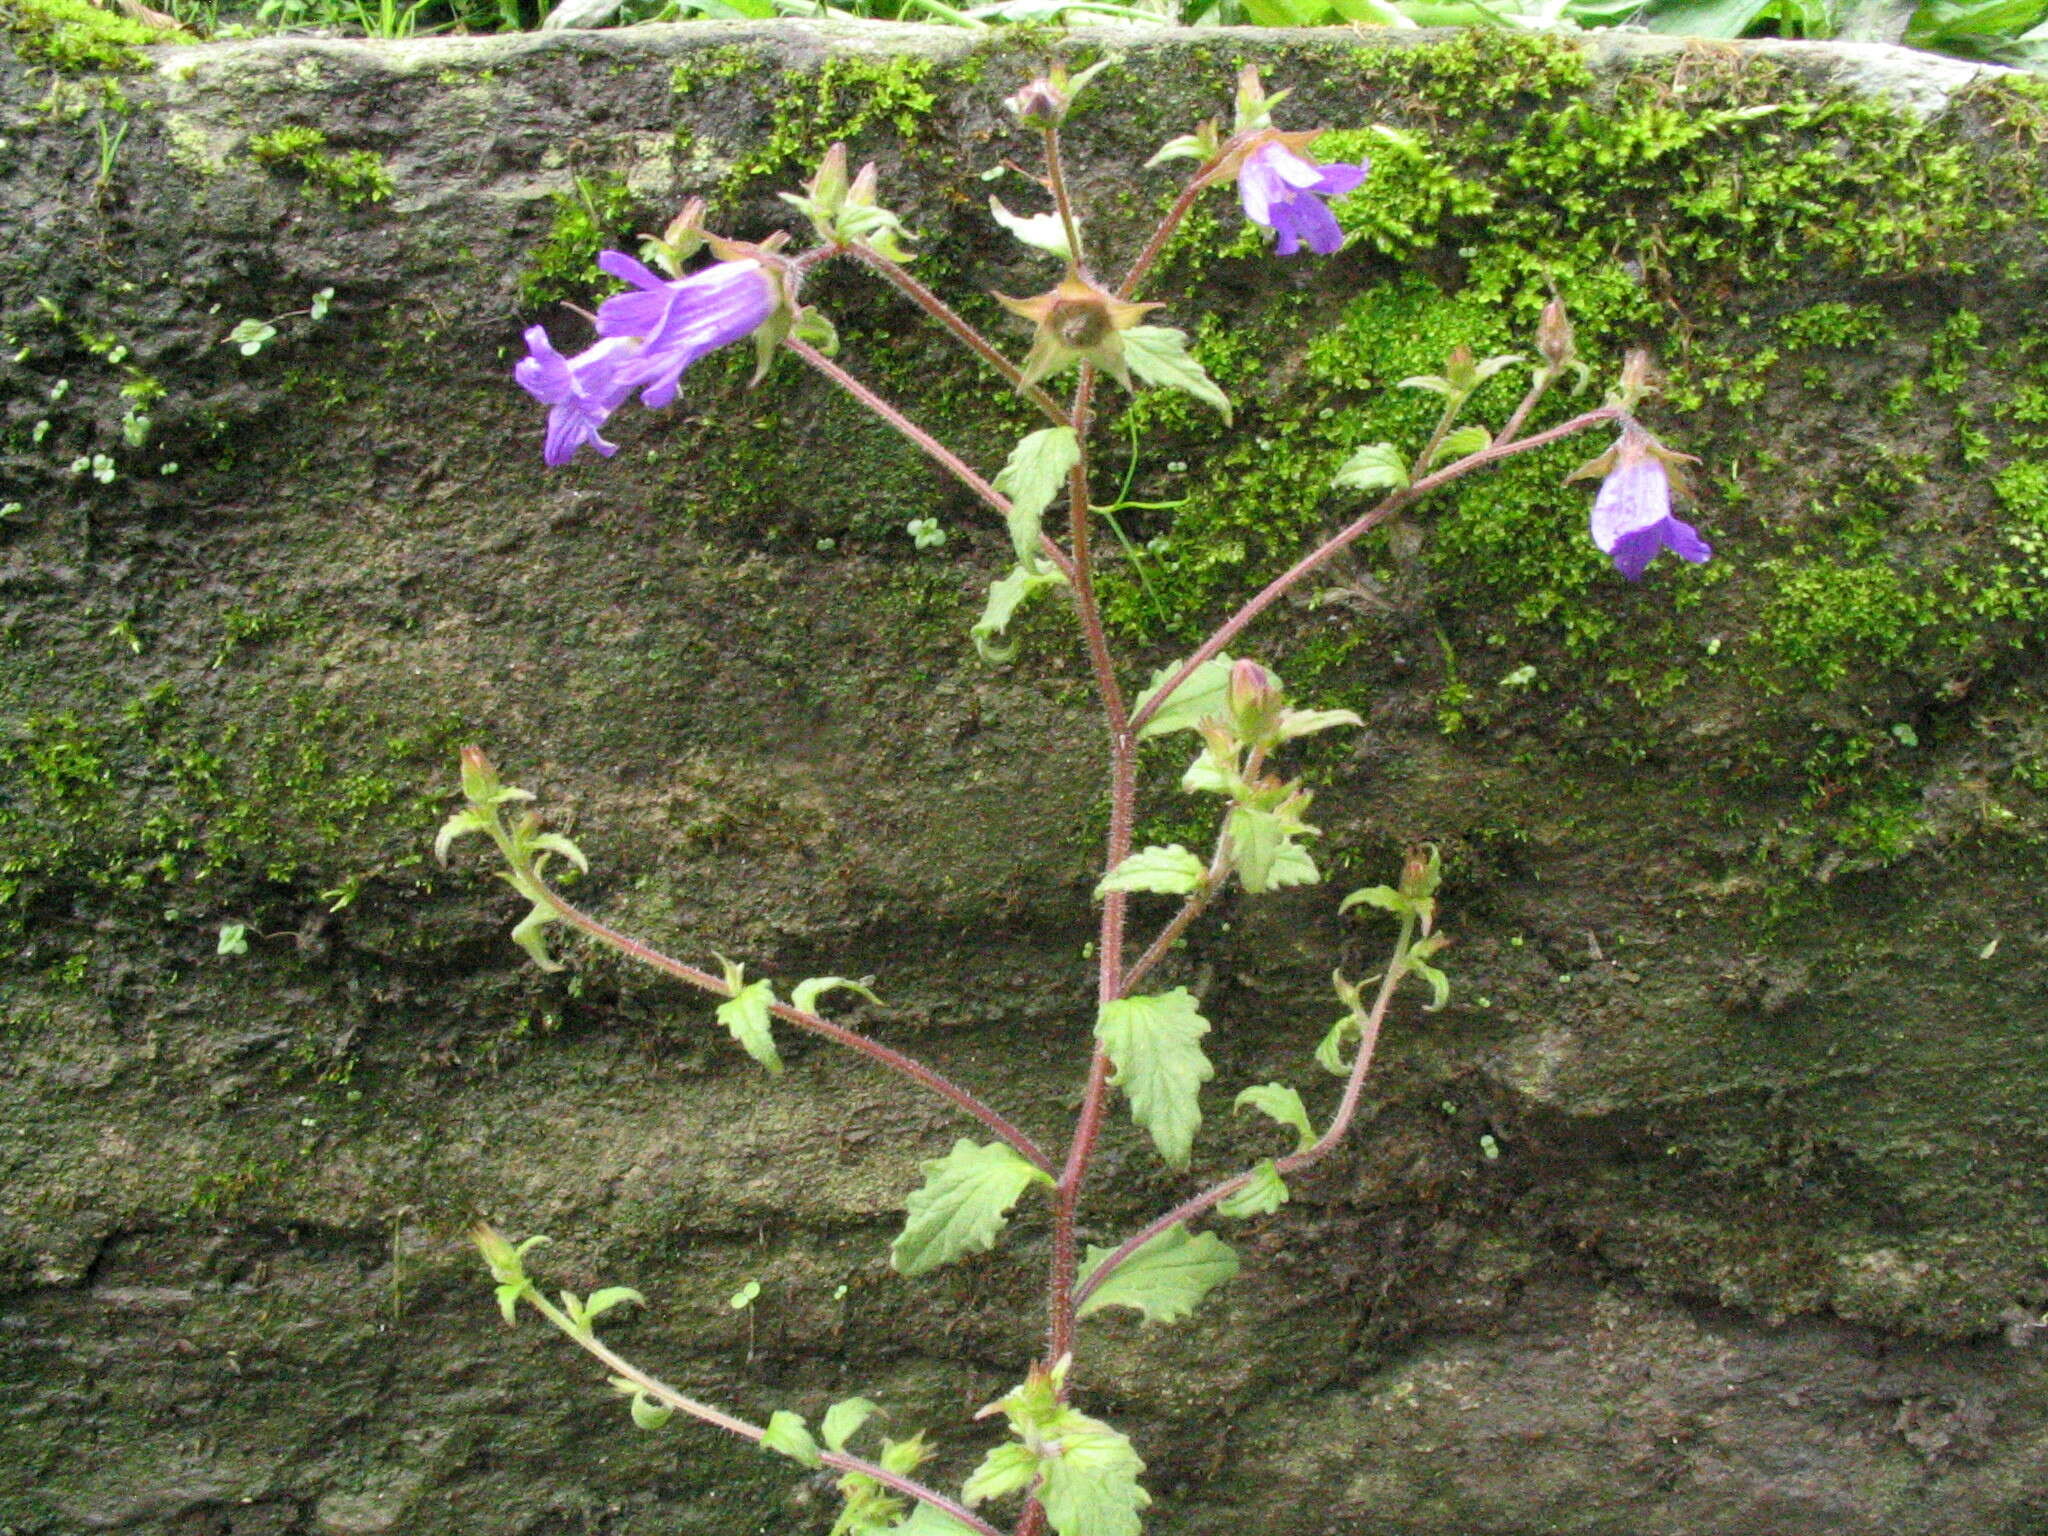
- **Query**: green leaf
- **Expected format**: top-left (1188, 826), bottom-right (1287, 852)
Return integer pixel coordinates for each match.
top-left (972, 563), bottom-right (1067, 665)
top-left (433, 807), bottom-right (490, 863)
top-left (1316, 1011), bottom-right (1362, 1076)
top-left (1339, 884), bottom-right (1408, 916)
top-left (715, 969), bottom-right (783, 1075)
top-left (1095, 989), bottom-right (1215, 1169)
top-left (792, 975), bottom-right (884, 1016)
top-left (1397, 372), bottom-right (1454, 395)
top-left (509, 900), bottom-right (564, 972)
top-left (1133, 653), bottom-right (1235, 739)
top-left (625, 1387), bottom-right (673, 1430)
top-left (989, 196), bottom-right (1072, 261)
top-left (823, 1396), bottom-right (882, 1452)
top-left (1275, 706), bottom-right (1363, 742)
top-left (891, 1506), bottom-right (983, 1536)
top-left (1234, 1083), bottom-right (1314, 1151)
top-left (1035, 1412), bottom-right (1150, 1536)
top-left (1406, 954), bottom-right (1451, 1012)
top-left (763, 1409), bottom-right (822, 1467)
top-left (1076, 1223), bottom-right (1239, 1323)
top-left (1120, 325), bottom-right (1231, 424)
top-left (494, 1279), bottom-right (524, 1324)
top-left (1430, 424), bottom-right (1493, 465)
top-left (525, 830), bottom-right (589, 873)
top-left (890, 1140), bottom-right (1051, 1277)
top-left (1217, 1160), bottom-right (1289, 1219)
top-left (728, 1279), bottom-right (761, 1310)
top-left (1181, 747), bottom-right (1234, 796)
top-left (991, 427), bottom-right (1081, 568)
top-left (1227, 808), bottom-right (1320, 895)
top-left (583, 1285), bottom-right (645, 1322)
top-left (963, 1441), bottom-right (1040, 1506)
top-left (1330, 441), bottom-right (1409, 493)
top-left (1094, 844), bottom-right (1207, 898)
top-left (216, 922), bottom-right (249, 956)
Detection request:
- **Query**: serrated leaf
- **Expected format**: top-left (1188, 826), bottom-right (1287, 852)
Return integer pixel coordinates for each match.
top-left (890, 1139), bottom-right (1050, 1277)
top-left (1227, 808), bottom-right (1320, 895)
top-left (583, 1285), bottom-right (644, 1322)
top-left (1316, 1011), bottom-right (1362, 1076)
top-left (434, 807), bottom-right (489, 863)
top-left (1234, 1083), bottom-right (1314, 1151)
top-left (1133, 653), bottom-right (1235, 739)
top-left (1217, 1160), bottom-right (1289, 1219)
top-left (629, 1390), bottom-right (673, 1429)
top-left (1430, 424), bottom-right (1492, 465)
top-left (963, 1441), bottom-right (1039, 1507)
top-left (989, 196), bottom-right (1071, 260)
top-left (1120, 325), bottom-right (1231, 424)
top-left (1095, 989), bottom-right (1214, 1169)
top-left (1094, 844), bottom-right (1206, 898)
top-left (1330, 441), bottom-right (1410, 493)
top-left (879, 1433), bottom-right (929, 1476)
top-left (763, 1409), bottom-right (821, 1467)
top-left (891, 1506), bottom-right (982, 1536)
top-left (1036, 1411), bottom-right (1150, 1536)
top-left (991, 427), bottom-right (1080, 568)
top-left (972, 562), bottom-right (1066, 664)
top-left (823, 1396), bottom-right (881, 1453)
top-left (715, 976), bottom-right (783, 1074)
top-left (1181, 748), bottom-right (1233, 796)
top-left (1076, 1223), bottom-right (1239, 1323)
top-left (792, 975), bottom-right (884, 1016)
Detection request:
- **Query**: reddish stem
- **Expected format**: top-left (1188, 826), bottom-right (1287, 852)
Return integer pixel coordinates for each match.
top-left (530, 872), bottom-right (1054, 1175)
top-left (1127, 407), bottom-right (1621, 737)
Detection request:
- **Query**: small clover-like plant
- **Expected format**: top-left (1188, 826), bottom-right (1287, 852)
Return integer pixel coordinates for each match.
top-left (442, 59), bottom-right (1714, 1536)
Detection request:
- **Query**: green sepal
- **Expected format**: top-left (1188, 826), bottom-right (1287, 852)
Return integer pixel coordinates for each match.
top-left (1133, 653), bottom-right (1235, 739)
top-left (1076, 1223), bottom-right (1239, 1323)
top-left (714, 959), bottom-right (783, 1075)
top-left (1095, 989), bottom-right (1214, 1169)
top-left (763, 1409), bottom-right (822, 1467)
top-left (1217, 1160), bottom-right (1289, 1219)
top-left (795, 306), bottom-right (840, 356)
top-left (1330, 441), bottom-right (1409, 493)
top-left (1093, 844), bottom-right (1207, 898)
top-left (890, 1139), bottom-right (1051, 1277)
top-left (823, 1396), bottom-right (882, 1453)
top-left (1430, 424), bottom-right (1493, 465)
top-left (792, 975), bottom-right (885, 1017)
top-left (972, 563), bottom-right (1066, 665)
top-left (1120, 325), bottom-right (1231, 424)
top-left (1233, 1083), bottom-right (1314, 1152)
top-left (991, 427), bottom-right (1081, 568)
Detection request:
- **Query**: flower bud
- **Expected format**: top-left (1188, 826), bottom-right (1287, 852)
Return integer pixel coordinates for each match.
top-left (1006, 76), bottom-right (1069, 129)
top-left (1397, 842), bottom-right (1441, 903)
top-left (471, 1222), bottom-right (521, 1284)
top-left (1537, 298), bottom-right (1574, 368)
top-left (1611, 347), bottom-right (1660, 412)
top-left (994, 273), bottom-right (1160, 390)
top-left (1228, 657), bottom-right (1284, 742)
top-left (460, 746), bottom-right (497, 806)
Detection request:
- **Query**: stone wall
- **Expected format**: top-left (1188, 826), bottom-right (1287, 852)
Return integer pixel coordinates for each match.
top-left (1, 16), bottom-right (2046, 1534)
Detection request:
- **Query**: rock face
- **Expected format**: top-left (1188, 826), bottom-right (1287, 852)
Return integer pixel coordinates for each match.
top-left (1, 15), bottom-right (2046, 1535)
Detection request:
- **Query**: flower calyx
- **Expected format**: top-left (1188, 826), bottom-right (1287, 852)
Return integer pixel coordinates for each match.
top-left (780, 143), bottom-right (914, 262)
top-left (1004, 55), bottom-right (1118, 131)
top-left (995, 271), bottom-right (1160, 390)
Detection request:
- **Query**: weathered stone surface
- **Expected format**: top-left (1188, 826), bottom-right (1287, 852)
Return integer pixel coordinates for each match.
top-left (1, 16), bottom-right (2046, 1535)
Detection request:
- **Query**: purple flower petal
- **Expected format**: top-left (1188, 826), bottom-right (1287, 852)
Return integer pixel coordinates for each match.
top-left (516, 330), bottom-right (640, 466)
top-left (1236, 142), bottom-right (1370, 260)
top-left (594, 258), bottom-right (774, 409)
top-left (1586, 430), bottom-right (1712, 579)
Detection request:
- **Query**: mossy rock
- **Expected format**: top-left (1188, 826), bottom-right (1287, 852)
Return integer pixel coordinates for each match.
top-left (1, 19), bottom-right (2046, 1536)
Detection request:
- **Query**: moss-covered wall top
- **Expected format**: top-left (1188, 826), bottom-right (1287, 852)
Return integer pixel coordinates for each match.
top-left (1, 15), bottom-right (2045, 1536)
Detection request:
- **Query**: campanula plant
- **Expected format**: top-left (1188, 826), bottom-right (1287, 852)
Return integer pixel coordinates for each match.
top-left (448, 60), bottom-right (1713, 1536)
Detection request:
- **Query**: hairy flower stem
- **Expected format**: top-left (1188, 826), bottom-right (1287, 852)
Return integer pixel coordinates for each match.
top-left (526, 868), bottom-right (1054, 1174)
top-left (784, 336), bottom-right (1077, 583)
top-left (1043, 126), bottom-right (1087, 274)
top-left (523, 1291), bottom-right (1006, 1536)
top-left (1073, 917), bottom-right (1414, 1309)
top-left (1129, 406), bottom-right (1623, 736)
top-left (844, 244), bottom-right (1070, 427)
top-left (1119, 833), bottom-right (1235, 997)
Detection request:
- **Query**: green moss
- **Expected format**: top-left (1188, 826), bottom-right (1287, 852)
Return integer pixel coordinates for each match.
top-left (4, 0), bottom-right (166, 72)
top-left (247, 125), bottom-right (396, 209)
top-left (519, 171), bottom-right (639, 309)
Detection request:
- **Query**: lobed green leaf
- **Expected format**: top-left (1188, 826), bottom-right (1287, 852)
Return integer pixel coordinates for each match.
top-left (890, 1140), bottom-right (1051, 1277)
top-left (763, 1409), bottom-right (822, 1467)
top-left (1076, 1223), bottom-right (1239, 1323)
top-left (1121, 326), bottom-right (1231, 424)
top-left (1094, 844), bottom-right (1207, 898)
top-left (1233, 1083), bottom-right (1314, 1151)
top-left (991, 427), bottom-right (1081, 568)
top-left (1217, 1160), bottom-right (1289, 1219)
top-left (1095, 989), bottom-right (1215, 1169)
